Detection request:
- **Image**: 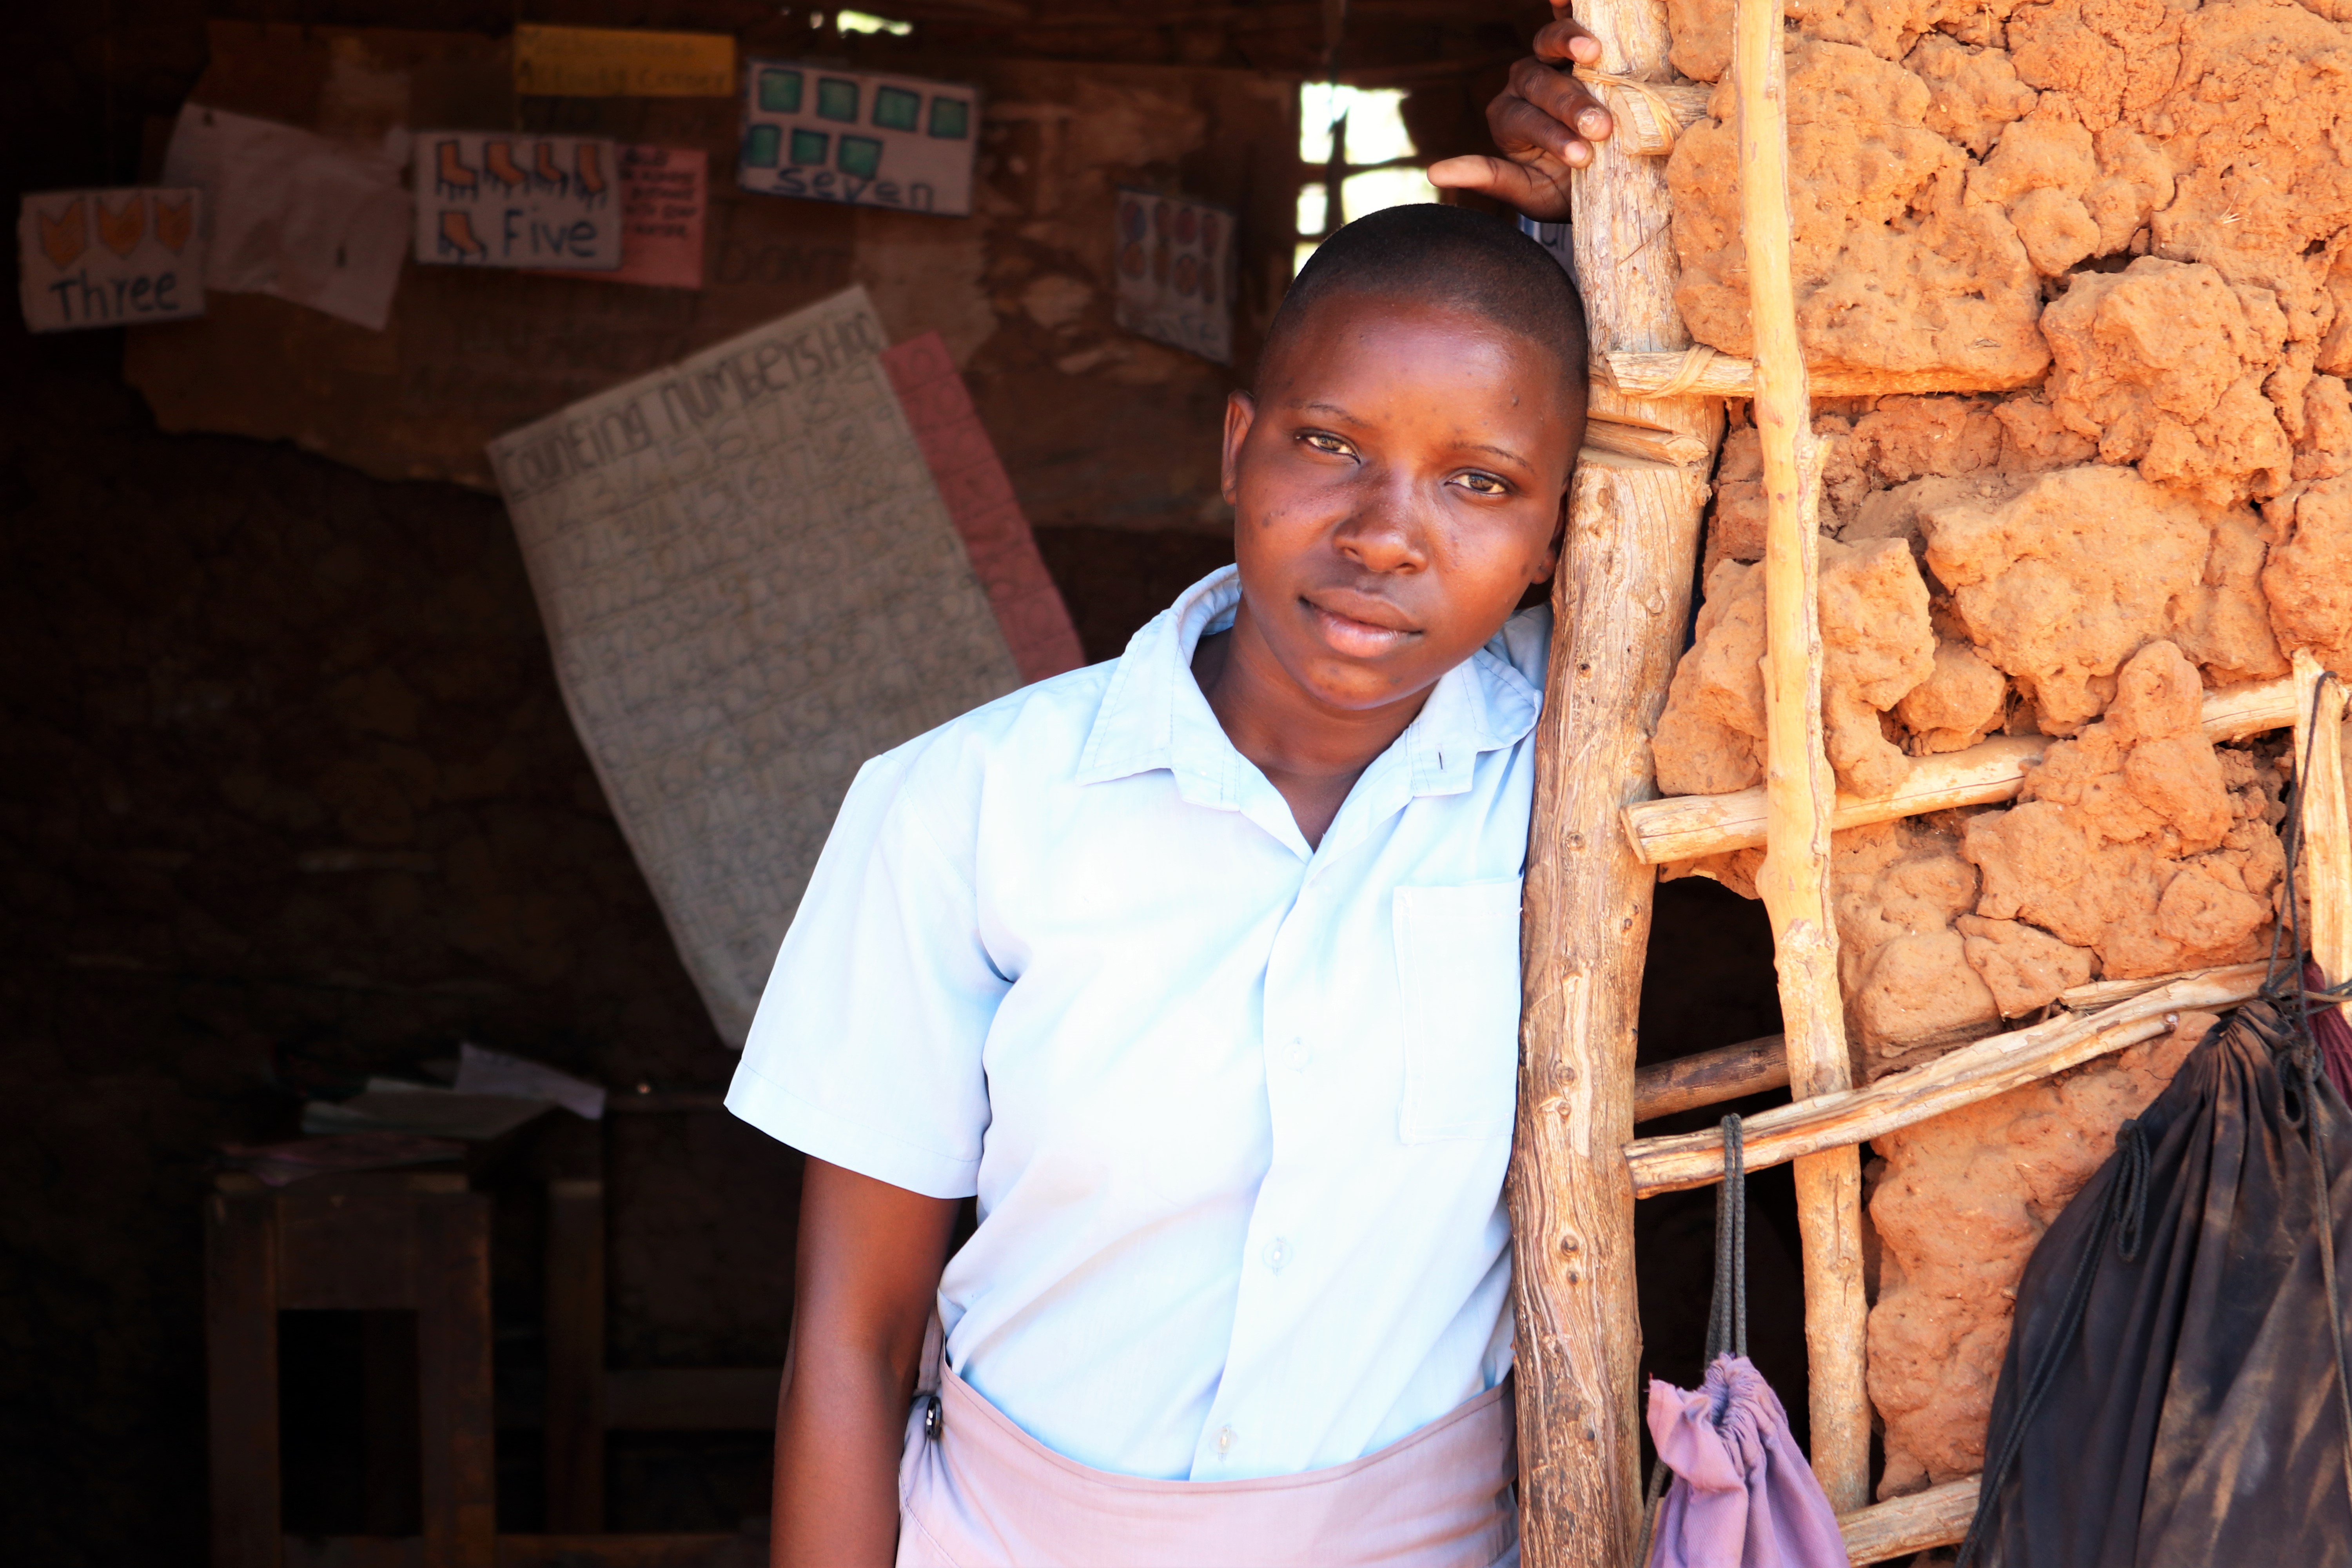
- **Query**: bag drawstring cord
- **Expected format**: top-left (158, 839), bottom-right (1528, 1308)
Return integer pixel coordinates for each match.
top-left (1634, 1114), bottom-right (1746, 1568)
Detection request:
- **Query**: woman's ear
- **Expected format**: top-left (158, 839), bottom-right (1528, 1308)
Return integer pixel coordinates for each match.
top-left (1219, 390), bottom-right (1257, 505)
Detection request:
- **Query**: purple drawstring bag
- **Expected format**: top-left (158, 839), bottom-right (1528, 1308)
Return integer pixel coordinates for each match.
top-left (1640, 1115), bottom-right (1848, 1568)
top-left (1643, 1354), bottom-right (1847, 1568)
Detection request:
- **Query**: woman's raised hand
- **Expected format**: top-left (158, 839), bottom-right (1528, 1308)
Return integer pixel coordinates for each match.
top-left (1426, 4), bottom-right (1617, 223)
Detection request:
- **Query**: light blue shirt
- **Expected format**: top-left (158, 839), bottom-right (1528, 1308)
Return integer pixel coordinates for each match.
top-left (728, 566), bottom-right (1549, 1481)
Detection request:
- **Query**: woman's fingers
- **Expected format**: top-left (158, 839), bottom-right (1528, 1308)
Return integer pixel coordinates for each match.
top-left (1426, 153), bottom-right (1577, 224)
top-left (1507, 55), bottom-right (1615, 146)
top-left (1424, 9), bottom-right (1620, 222)
top-left (1532, 14), bottom-right (1606, 67)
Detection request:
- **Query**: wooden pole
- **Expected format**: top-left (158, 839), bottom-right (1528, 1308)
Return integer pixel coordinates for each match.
top-left (1514, 449), bottom-right (1711, 1568)
top-left (2296, 649), bottom-right (2352, 1002)
top-left (1837, 1477), bottom-right (1981, 1563)
top-left (1506, 0), bottom-right (1728, 1557)
top-left (1619, 675), bottom-right (2296, 865)
top-left (1624, 961), bottom-right (2269, 1193)
top-left (1732, 0), bottom-right (1873, 1510)
top-left (1633, 1033), bottom-right (1789, 1123)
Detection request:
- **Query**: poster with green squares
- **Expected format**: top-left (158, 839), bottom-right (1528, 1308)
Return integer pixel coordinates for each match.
top-left (738, 61), bottom-right (977, 216)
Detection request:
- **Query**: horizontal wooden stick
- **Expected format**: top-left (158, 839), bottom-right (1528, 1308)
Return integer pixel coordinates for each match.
top-left (1838, 1477), bottom-right (1979, 1563)
top-left (1622, 676), bottom-right (2298, 866)
top-left (1585, 416), bottom-right (1712, 467)
top-left (1601, 349), bottom-right (2043, 401)
top-left (1632, 1033), bottom-right (1788, 1123)
top-left (1624, 963), bottom-right (2267, 1195)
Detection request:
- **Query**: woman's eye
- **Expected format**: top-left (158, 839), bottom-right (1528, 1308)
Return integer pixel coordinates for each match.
top-left (1301, 432), bottom-right (1354, 456)
top-left (1455, 472), bottom-right (1508, 496)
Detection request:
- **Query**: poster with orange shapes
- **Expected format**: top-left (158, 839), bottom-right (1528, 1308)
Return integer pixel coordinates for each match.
top-left (413, 132), bottom-right (622, 271)
top-left (1112, 188), bottom-right (1234, 366)
top-left (18, 188), bottom-right (206, 332)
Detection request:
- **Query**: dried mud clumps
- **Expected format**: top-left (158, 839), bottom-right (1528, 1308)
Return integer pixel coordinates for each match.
top-left (1920, 465), bottom-right (2284, 730)
top-left (1866, 1014), bottom-right (2212, 1499)
top-left (1652, 535), bottom-right (1936, 799)
top-left (2038, 258), bottom-right (2292, 505)
top-left (1961, 641), bottom-right (2287, 979)
top-left (1662, 0), bottom-right (2352, 443)
top-left (1833, 817), bottom-right (2003, 1069)
top-left (1666, 38), bottom-right (2049, 389)
top-left (2264, 473), bottom-right (2352, 673)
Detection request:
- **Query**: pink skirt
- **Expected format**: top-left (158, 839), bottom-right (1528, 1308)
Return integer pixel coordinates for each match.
top-left (895, 1361), bottom-right (1520, 1568)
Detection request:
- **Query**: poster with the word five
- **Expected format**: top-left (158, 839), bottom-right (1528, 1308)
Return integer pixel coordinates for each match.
top-left (1114, 190), bottom-right (1234, 366)
top-left (414, 132), bottom-right (622, 271)
top-left (18, 188), bottom-right (205, 332)
top-left (738, 62), bottom-right (976, 216)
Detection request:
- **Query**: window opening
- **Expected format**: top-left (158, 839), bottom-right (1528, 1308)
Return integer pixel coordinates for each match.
top-left (1294, 85), bottom-right (1438, 276)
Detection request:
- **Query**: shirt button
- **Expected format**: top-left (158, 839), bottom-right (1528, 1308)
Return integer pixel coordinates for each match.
top-left (1216, 1425), bottom-right (1237, 1454)
top-left (1262, 1237), bottom-right (1291, 1272)
top-left (1288, 1036), bottom-right (1309, 1071)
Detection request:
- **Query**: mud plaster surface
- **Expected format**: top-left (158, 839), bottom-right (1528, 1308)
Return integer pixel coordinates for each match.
top-left (1865, 1014), bottom-right (2212, 1497)
top-left (1652, 0), bottom-right (2352, 1491)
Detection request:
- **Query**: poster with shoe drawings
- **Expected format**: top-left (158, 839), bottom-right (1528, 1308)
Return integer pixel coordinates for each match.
top-left (737, 61), bottom-right (977, 216)
top-left (18, 188), bottom-right (206, 332)
top-left (1113, 189), bottom-right (1234, 365)
top-left (414, 132), bottom-right (622, 270)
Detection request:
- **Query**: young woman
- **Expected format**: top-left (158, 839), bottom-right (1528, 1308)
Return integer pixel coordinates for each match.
top-left (728, 193), bottom-right (1598, 1565)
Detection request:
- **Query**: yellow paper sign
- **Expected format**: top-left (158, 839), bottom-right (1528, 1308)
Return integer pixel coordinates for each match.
top-left (513, 24), bottom-right (736, 98)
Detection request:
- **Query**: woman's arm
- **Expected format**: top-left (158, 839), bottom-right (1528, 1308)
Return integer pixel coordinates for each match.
top-left (772, 1157), bottom-right (963, 1568)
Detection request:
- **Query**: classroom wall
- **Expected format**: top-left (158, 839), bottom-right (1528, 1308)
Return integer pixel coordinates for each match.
top-left (2, 2), bottom-right (1806, 1560)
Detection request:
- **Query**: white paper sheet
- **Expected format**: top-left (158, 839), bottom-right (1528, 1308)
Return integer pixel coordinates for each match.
top-left (486, 288), bottom-right (1020, 1044)
top-left (162, 103), bottom-right (410, 332)
top-left (454, 1041), bottom-right (607, 1120)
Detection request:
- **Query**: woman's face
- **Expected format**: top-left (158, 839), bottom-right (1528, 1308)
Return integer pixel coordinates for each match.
top-left (1220, 290), bottom-right (1582, 714)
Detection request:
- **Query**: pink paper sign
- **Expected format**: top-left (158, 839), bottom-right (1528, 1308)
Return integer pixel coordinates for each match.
top-left (528, 144), bottom-right (705, 289)
top-left (882, 333), bottom-right (1085, 684)
top-left (610, 145), bottom-right (705, 288)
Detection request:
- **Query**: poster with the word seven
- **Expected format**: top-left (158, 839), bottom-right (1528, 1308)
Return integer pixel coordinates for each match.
top-left (414, 132), bottom-right (622, 271)
top-left (737, 62), bottom-right (977, 217)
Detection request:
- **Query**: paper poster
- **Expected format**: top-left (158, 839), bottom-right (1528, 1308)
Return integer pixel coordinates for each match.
top-left (486, 289), bottom-right (1020, 1044)
top-left (530, 145), bottom-right (706, 289)
top-left (881, 332), bottom-right (1084, 684)
top-left (1115, 189), bottom-right (1234, 365)
top-left (513, 23), bottom-right (735, 97)
top-left (18, 188), bottom-right (206, 332)
top-left (738, 61), bottom-right (977, 216)
top-left (416, 132), bottom-right (622, 271)
top-left (161, 103), bottom-right (409, 332)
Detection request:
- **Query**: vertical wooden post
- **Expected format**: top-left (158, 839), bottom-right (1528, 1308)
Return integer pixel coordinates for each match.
top-left (1510, 5), bottom-right (1728, 1561)
top-left (1732, 0), bottom-right (1873, 1510)
top-left (2296, 649), bottom-right (2352, 1001)
top-left (417, 1195), bottom-right (497, 1568)
top-left (545, 1177), bottom-right (609, 1532)
top-left (1515, 450), bottom-right (1712, 1568)
top-left (206, 1189), bottom-right (282, 1568)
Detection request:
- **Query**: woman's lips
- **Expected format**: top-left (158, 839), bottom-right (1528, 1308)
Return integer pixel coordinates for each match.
top-left (1303, 595), bottom-right (1419, 658)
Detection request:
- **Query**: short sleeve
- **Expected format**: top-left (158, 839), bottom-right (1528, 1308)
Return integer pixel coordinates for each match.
top-left (725, 740), bottom-right (1006, 1199)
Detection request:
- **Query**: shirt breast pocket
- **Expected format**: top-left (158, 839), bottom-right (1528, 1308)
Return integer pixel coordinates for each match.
top-left (1392, 878), bottom-right (1524, 1143)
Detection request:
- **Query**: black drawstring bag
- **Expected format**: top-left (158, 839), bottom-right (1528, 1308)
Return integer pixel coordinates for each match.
top-left (1957, 998), bottom-right (2352, 1567)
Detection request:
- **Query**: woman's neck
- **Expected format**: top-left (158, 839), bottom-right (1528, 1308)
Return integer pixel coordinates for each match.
top-left (1191, 603), bottom-right (1432, 847)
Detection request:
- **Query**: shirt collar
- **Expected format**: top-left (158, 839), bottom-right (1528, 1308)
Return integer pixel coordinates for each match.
top-left (1074, 565), bottom-right (1543, 804)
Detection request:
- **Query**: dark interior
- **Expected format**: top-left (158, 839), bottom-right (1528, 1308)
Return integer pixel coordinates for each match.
top-left (1, 4), bottom-right (1808, 1559)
